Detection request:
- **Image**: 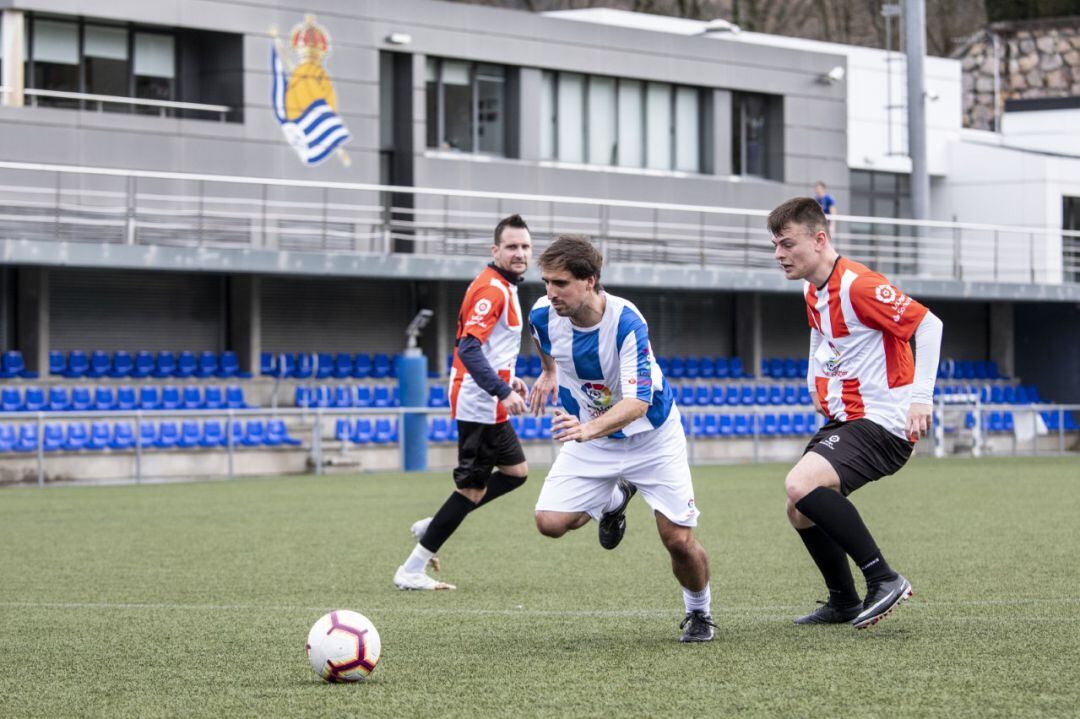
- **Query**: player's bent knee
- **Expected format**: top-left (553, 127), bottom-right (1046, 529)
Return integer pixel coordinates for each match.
top-left (534, 512), bottom-right (567, 538)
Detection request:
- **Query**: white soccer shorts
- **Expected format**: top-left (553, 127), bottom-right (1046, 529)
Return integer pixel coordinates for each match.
top-left (535, 409), bottom-right (700, 527)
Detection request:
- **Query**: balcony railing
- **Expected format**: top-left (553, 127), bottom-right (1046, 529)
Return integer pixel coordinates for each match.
top-left (0, 160), bottom-right (1077, 285)
top-left (0, 87), bottom-right (233, 121)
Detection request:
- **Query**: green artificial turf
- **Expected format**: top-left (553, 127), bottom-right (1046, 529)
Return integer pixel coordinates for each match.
top-left (1, 456), bottom-right (1078, 718)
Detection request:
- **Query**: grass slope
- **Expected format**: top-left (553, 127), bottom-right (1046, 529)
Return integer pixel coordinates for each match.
top-left (1, 456), bottom-right (1078, 718)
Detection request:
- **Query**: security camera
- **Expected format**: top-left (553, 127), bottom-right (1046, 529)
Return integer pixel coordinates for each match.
top-left (824, 66), bottom-right (845, 84)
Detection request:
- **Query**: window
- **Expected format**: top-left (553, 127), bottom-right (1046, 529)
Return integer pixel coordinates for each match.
top-left (133, 31), bottom-right (175, 111)
top-left (30, 18), bottom-right (80, 107)
top-left (849, 170), bottom-right (914, 275)
top-left (541, 71), bottom-right (702, 173)
top-left (1064, 196), bottom-right (1080, 283)
top-left (83, 25), bottom-right (129, 104)
top-left (426, 58), bottom-right (508, 155)
top-left (732, 92), bottom-right (783, 181)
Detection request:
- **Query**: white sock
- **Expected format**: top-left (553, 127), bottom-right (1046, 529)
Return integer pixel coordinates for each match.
top-left (403, 544), bottom-right (435, 574)
top-left (682, 583), bottom-right (711, 614)
top-left (602, 484), bottom-right (626, 514)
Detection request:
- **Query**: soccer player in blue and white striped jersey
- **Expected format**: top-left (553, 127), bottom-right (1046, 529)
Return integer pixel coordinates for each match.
top-left (528, 235), bottom-right (716, 642)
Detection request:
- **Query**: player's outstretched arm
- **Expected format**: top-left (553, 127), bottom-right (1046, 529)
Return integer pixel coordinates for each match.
top-left (906, 310), bottom-right (943, 439)
top-left (529, 344), bottom-right (558, 416)
top-left (551, 398), bottom-right (648, 443)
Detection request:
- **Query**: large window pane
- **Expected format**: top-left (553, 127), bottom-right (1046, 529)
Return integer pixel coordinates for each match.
top-left (31, 19), bottom-right (79, 107)
top-left (133, 33), bottom-right (174, 111)
top-left (588, 76), bottom-right (616, 166)
top-left (557, 72), bottom-right (585, 163)
top-left (476, 64), bottom-right (504, 155)
top-left (540, 71), bottom-right (556, 160)
top-left (425, 58), bottom-right (439, 149)
top-left (441, 60), bottom-right (472, 152)
top-left (674, 87), bottom-right (699, 172)
top-left (617, 80), bottom-right (643, 168)
top-left (645, 82), bottom-right (672, 170)
top-left (84, 25), bottom-right (129, 100)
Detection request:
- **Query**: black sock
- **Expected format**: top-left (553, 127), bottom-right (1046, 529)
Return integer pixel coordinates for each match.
top-left (474, 472), bottom-right (526, 509)
top-left (419, 492), bottom-right (477, 553)
top-left (796, 526), bottom-right (860, 606)
top-left (794, 487), bottom-right (897, 584)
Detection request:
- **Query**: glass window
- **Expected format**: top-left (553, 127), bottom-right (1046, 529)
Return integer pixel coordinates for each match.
top-left (476, 64), bottom-right (504, 155)
top-left (587, 76), bottom-right (616, 166)
top-left (645, 83), bottom-right (671, 170)
top-left (84, 25), bottom-right (129, 101)
top-left (31, 19), bottom-right (79, 107)
top-left (540, 71), bottom-right (556, 160)
top-left (441, 60), bottom-right (472, 152)
top-left (733, 92), bottom-right (778, 180)
top-left (674, 87), bottom-right (699, 172)
top-left (557, 72), bottom-right (585, 163)
top-left (425, 58), bottom-right (508, 156)
top-left (133, 32), bottom-right (174, 112)
top-left (617, 79), bottom-right (643, 168)
top-left (425, 58), bottom-right (439, 149)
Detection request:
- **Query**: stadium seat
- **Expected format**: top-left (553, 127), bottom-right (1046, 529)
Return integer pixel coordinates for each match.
top-left (740, 386), bottom-right (755, 406)
top-left (110, 423), bottom-right (136, 450)
top-left (730, 357), bottom-right (746, 378)
top-left (778, 413), bottom-right (793, 435)
top-left (156, 422), bottom-right (180, 448)
top-left (373, 418), bottom-right (398, 444)
top-left (49, 351), bottom-right (66, 377)
top-left (218, 351), bottom-right (246, 379)
top-left (333, 353), bottom-right (354, 379)
top-left (47, 387), bottom-right (70, 412)
top-left (2, 350), bottom-right (36, 379)
top-left (132, 351), bottom-right (154, 379)
top-left (710, 385), bottom-right (726, 406)
top-left (138, 422), bottom-right (157, 448)
top-left (110, 351), bottom-right (134, 378)
top-left (15, 424), bottom-right (39, 452)
top-left (226, 386), bottom-right (248, 409)
top-left (353, 354), bottom-right (373, 379)
top-left (1015, 386), bottom-right (1030, 405)
top-left (798, 386), bottom-right (812, 405)
top-left (65, 351), bottom-right (90, 379)
top-left (714, 357), bottom-right (730, 379)
top-left (990, 385), bottom-right (1005, 404)
top-left (24, 387), bottom-right (47, 412)
top-left (372, 386), bottom-right (391, 408)
top-left (335, 418), bottom-right (352, 442)
top-left (528, 355), bottom-right (542, 378)
top-left (175, 351), bottom-right (197, 379)
top-left (1026, 385), bottom-right (1042, 403)
top-left (429, 417), bottom-right (451, 442)
top-left (289, 353), bottom-right (312, 380)
top-left (371, 353), bottom-right (391, 380)
top-left (718, 414), bottom-right (734, 437)
top-left (988, 412), bottom-right (1004, 432)
top-left (769, 358), bottom-right (784, 379)
top-left (333, 385), bottom-right (353, 408)
top-left (684, 357), bottom-right (700, 379)
top-left (760, 358), bottom-right (771, 378)
top-left (154, 351), bottom-right (177, 378)
top-left (733, 414), bottom-right (750, 436)
top-left (725, 385), bottom-right (739, 405)
top-left (239, 420), bottom-right (266, 447)
top-left (203, 386), bottom-right (224, 410)
top-left (354, 385), bottom-right (373, 408)
top-left (314, 353), bottom-right (334, 380)
top-left (87, 422), bottom-right (111, 451)
top-left (1002, 386), bottom-right (1016, 404)
top-left (768, 385), bottom-right (783, 405)
top-left (679, 385), bottom-right (696, 406)
top-left (783, 357), bottom-right (799, 379)
top-left (690, 413), bottom-right (705, 437)
top-left (88, 351), bottom-right (111, 379)
top-left (520, 416), bottom-right (539, 440)
top-left (260, 352), bottom-right (276, 376)
top-left (1065, 412), bottom-right (1079, 431)
top-left (428, 385), bottom-right (448, 408)
top-left (2, 387), bottom-right (21, 412)
top-left (539, 416), bottom-right (553, 440)
top-left (312, 386), bottom-right (332, 408)
top-left (156, 386), bottom-right (179, 411)
top-left (973, 361), bottom-right (988, 380)
top-left (139, 386), bottom-right (161, 410)
top-left (178, 421), bottom-right (202, 449)
top-left (987, 360), bottom-right (1002, 379)
top-left (196, 351), bottom-right (219, 379)
top-left (694, 386), bottom-right (710, 406)
top-left (228, 420), bottom-right (246, 447)
top-left (94, 387), bottom-right (117, 411)
top-left (669, 357), bottom-right (686, 379)
top-left (0, 424), bottom-right (15, 451)
top-left (783, 385), bottom-right (798, 405)
top-left (514, 356), bottom-right (528, 378)
top-left (62, 423), bottom-right (91, 451)
top-left (43, 423), bottom-right (65, 452)
top-left (754, 385), bottom-right (769, 405)
top-left (268, 420), bottom-right (302, 446)
top-left (116, 386), bottom-right (138, 411)
top-left (762, 414), bottom-right (779, 436)
top-left (70, 387), bottom-right (93, 412)
top-left (201, 421), bottom-right (226, 448)
top-left (699, 357), bottom-right (716, 379)
top-left (388, 354), bottom-right (402, 379)
top-left (352, 419), bottom-right (374, 444)
top-left (702, 414), bottom-right (719, 437)
top-left (680, 413), bottom-right (690, 435)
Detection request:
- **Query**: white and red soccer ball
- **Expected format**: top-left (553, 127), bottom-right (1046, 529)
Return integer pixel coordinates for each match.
top-left (306, 610), bottom-right (381, 682)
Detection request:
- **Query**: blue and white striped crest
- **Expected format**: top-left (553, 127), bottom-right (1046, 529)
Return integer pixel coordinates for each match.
top-left (271, 46), bottom-right (351, 166)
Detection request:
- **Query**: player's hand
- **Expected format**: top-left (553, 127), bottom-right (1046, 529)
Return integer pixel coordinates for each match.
top-left (551, 409), bottom-right (590, 443)
top-left (510, 376), bottom-right (529, 401)
top-left (906, 402), bottom-right (932, 440)
top-left (500, 390), bottom-right (527, 416)
top-left (810, 390), bottom-right (828, 417)
top-left (530, 370), bottom-right (558, 416)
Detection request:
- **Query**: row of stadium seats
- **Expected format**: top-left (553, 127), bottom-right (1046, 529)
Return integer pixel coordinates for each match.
top-left (262, 352), bottom-right (400, 380)
top-left (297, 385), bottom-right (402, 409)
top-left (957, 410), bottom-right (1079, 433)
top-left (334, 418), bottom-right (400, 445)
top-left (0, 351), bottom-right (38, 379)
top-left (937, 359), bottom-right (1005, 381)
top-left (0, 419), bottom-right (300, 453)
top-left (1, 385), bottom-right (249, 412)
top-left (934, 384), bottom-right (1043, 405)
top-left (46, 350), bottom-right (250, 380)
top-left (676, 383), bottom-right (814, 407)
top-left (682, 412), bottom-right (825, 437)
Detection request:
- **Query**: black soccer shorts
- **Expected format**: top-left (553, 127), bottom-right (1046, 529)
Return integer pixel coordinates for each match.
top-left (453, 419), bottom-right (526, 489)
top-left (804, 417), bottom-right (914, 496)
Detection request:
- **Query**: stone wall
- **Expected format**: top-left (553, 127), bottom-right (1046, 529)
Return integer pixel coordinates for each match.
top-left (959, 20), bottom-right (1080, 130)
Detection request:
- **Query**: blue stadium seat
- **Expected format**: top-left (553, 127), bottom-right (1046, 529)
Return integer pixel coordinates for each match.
top-left (1002, 386), bottom-right (1016, 404)
top-left (110, 423), bottom-right (136, 450)
top-left (680, 413), bottom-right (690, 435)
top-left (353, 354), bottom-right (372, 379)
top-left (678, 385), bottom-right (696, 406)
top-left (783, 357), bottom-right (799, 379)
top-left (725, 385), bottom-right (739, 405)
top-left (115, 386), bottom-right (137, 411)
top-left (2, 350), bottom-right (36, 379)
top-left (335, 418), bottom-right (352, 442)
top-left (1064, 412), bottom-right (1079, 431)
top-left (312, 386), bottom-right (332, 408)
top-left (333, 385), bottom-right (353, 408)
top-left (1015, 386), bottom-right (1030, 405)
top-left (710, 385), bottom-right (725, 406)
top-left (798, 358), bottom-right (809, 377)
top-left (260, 352), bottom-right (276, 376)
top-left (66, 351), bottom-right (90, 379)
top-left (987, 360), bottom-right (1001, 380)
top-left (730, 357), bottom-right (747, 378)
top-left (139, 422), bottom-right (157, 448)
top-left (973, 361), bottom-right (988, 380)
top-left (702, 414), bottom-right (718, 437)
top-left (429, 417), bottom-right (451, 442)
top-left (218, 351), bottom-right (241, 379)
top-left (154, 351), bottom-right (177, 378)
top-left (798, 386), bottom-right (812, 405)
top-left (268, 420), bottom-right (302, 446)
top-left (769, 358), bottom-right (784, 379)
top-left (754, 385), bottom-right (769, 406)
top-left (699, 357), bottom-right (716, 379)
top-left (70, 387), bottom-right (92, 411)
top-left (783, 385), bottom-right (798, 405)
top-left (49, 351), bottom-right (66, 377)
top-left (24, 387), bottom-right (47, 412)
top-left (110, 351), bottom-right (134, 378)
top-left (768, 385), bottom-right (783, 405)
top-left (48, 387), bottom-right (70, 412)
top-left (371, 354), bottom-right (391, 380)
top-left (352, 419), bottom-right (375, 444)
top-left (156, 422), bottom-right (180, 448)
top-left (203, 386), bottom-right (224, 410)
top-left (196, 351), bottom-right (219, 379)
top-left (428, 385), bottom-right (448, 408)
top-left (15, 424), bottom-right (39, 452)
top-left (733, 415), bottom-right (750, 436)
top-left (372, 386), bottom-right (391, 408)
top-left (94, 387), bottom-right (117, 411)
top-left (658, 357), bottom-right (671, 376)
top-left (668, 357), bottom-right (686, 379)
top-left (520, 416), bottom-right (540, 440)
top-left (990, 385), bottom-right (1005, 404)
top-left (2, 387), bottom-right (22, 412)
top-left (514, 356), bottom-right (528, 378)
top-left (539, 416), bottom-right (553, 440)
top-left (1025, 385), bottom-right (1042, 403)
top-left (740, 386), bottom-right (755, 406)
top-left (88, 351), bottom-right (111, 379)
top-left (760, 357), bottom-right (771, 378)
top-left (988, 412), bottom-right (1004, 432)
top-left (718, 414), bottom-right (734, 437)
top-left (689, 414), bottom-right (704, 437)
top-left (1003, 411), bottom-right (1014, 432)
top-left (228, 420), bottom-right (246, 447)
top-left (684, 357), bottom-right (700, 379)
top-left (87, 422), bottom-right (111, 450)
top-left (315, 353), bottom-right (334, 380)
top-left (528, 356), bottom-right (542, 378)
top-left (0, 424), bottom-right (16, 451)
top-left (201, 421), bottom-right (226, 448)
top-left (762, 414), bottom-right (779, 436)
top-left (373, 418), bottom-right (399, 444)
top-left (288, 353), bottom-right (312, 380)
top-left (43, 423), bottom-right (65, 452)
top-left (132, 351), bottom-right (154, 379)
top-left (240, 421), bottom-right (266, 447)
top-left (778, 413), bottom-right (793, 435)
top-left (139, 386), bottom-right (161, 410)
top-left (160, 386), bottom-right (182, 410)
top-left (388, 354), bottom-right (402, 379)
top-left (958, 360), bottom-right (975, 380)
top-left (714, 357), bottom-right (730, 379)
top-left (175, 351), bottom-right (197, 379)
top-left (226, 385), bottom-right (248, 409)
top-left (333, 353), bottom-right (354, 379)
top-left (64, 423), bottom-right (91, 451)
top-left (694, 386), bottom-right (710, 406)
top-left (354, 385), bottom-right (373, 408)
top-left (178, 421), bottom-right (201, 448)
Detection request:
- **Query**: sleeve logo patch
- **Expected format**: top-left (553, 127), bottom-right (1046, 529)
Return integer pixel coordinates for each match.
top-left (874, 284), bottom-right (913, 323)
top-left (465, 298), bottom-right (494, 327)
top-left (874, 284), bottom-right (897, 304)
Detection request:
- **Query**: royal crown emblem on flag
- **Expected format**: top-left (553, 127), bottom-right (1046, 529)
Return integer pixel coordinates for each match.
top-left (270, 15), bottom-right (351, 166)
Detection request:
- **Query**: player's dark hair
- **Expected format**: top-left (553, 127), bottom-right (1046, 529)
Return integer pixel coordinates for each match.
top-left (767, 197), bottom-right (829, 239)
top-left (538, 234), bottom-right (603, 288)
top-left (493, 214), bottom-right (530, 246)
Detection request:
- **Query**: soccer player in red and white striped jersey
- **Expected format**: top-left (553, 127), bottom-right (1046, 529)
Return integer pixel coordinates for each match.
top-left (769, 197), bottom-right (943, 629)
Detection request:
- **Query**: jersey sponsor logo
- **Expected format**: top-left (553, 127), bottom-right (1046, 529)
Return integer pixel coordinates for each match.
top-left (580, 382), bottom-right (613, 418)
top-left (465, 297), bottom-right (494, 328)
top-left (819, 434), bottom-right (841, 450)
top-left (874, 284), bottom-right (913, 323)
top-left (817, 340), bottom-right (848, 378)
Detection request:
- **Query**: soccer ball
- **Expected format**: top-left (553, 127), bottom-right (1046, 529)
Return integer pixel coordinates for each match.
top-left (306, 610), bottom-right (381, 682)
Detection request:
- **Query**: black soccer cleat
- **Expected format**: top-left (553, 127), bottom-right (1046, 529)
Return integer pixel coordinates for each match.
top-left (598, 479), bottom-right (637, 550)
top-left (852, 574), bottom-right (913, 629)
top-left (793, 599), bottom-right (863, 625)
top-left (679, 610), bottom-right (717, 643)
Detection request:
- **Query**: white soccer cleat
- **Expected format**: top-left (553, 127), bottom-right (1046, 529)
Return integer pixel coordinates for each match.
top-left (409, 517), bottom-right (441, 572)
top-left (393, 565), bottom-right (456, 591)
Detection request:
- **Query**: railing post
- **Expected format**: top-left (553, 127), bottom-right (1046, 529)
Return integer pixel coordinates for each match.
top-left (1030, 231), bottom-right (1036, 284)
top-left (54, 172), bottom-right (62, 241)
top-left (226, 409), bottom-right (235, 480)
top-left (134, 410), bottom-right (143, 484)
top-left (126, 175), bottom-right (137, 245)
top-left (313, 409), bottom-right (323, 475)
top-left (36, 413), bottom-right (44, 488)
top-left (321, 186), bottom-right (329, 248)
top-left (197, 180), bottom-right (205, 245)
top-left (260, 183), bottom-right (268, 249)
top-left (382, 190), bottom-right (393, 254)
top-left (993, 229), bottom-right (999, 281)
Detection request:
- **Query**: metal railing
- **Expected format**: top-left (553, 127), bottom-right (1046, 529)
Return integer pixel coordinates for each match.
top-left (1, 87), bottom-right (233, 121)
top-left (0, 161), bottom-right (1077, 285)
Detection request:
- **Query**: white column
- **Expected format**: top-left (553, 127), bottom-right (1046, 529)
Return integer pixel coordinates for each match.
top-left (1, 10), bottom-right (26, 107)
